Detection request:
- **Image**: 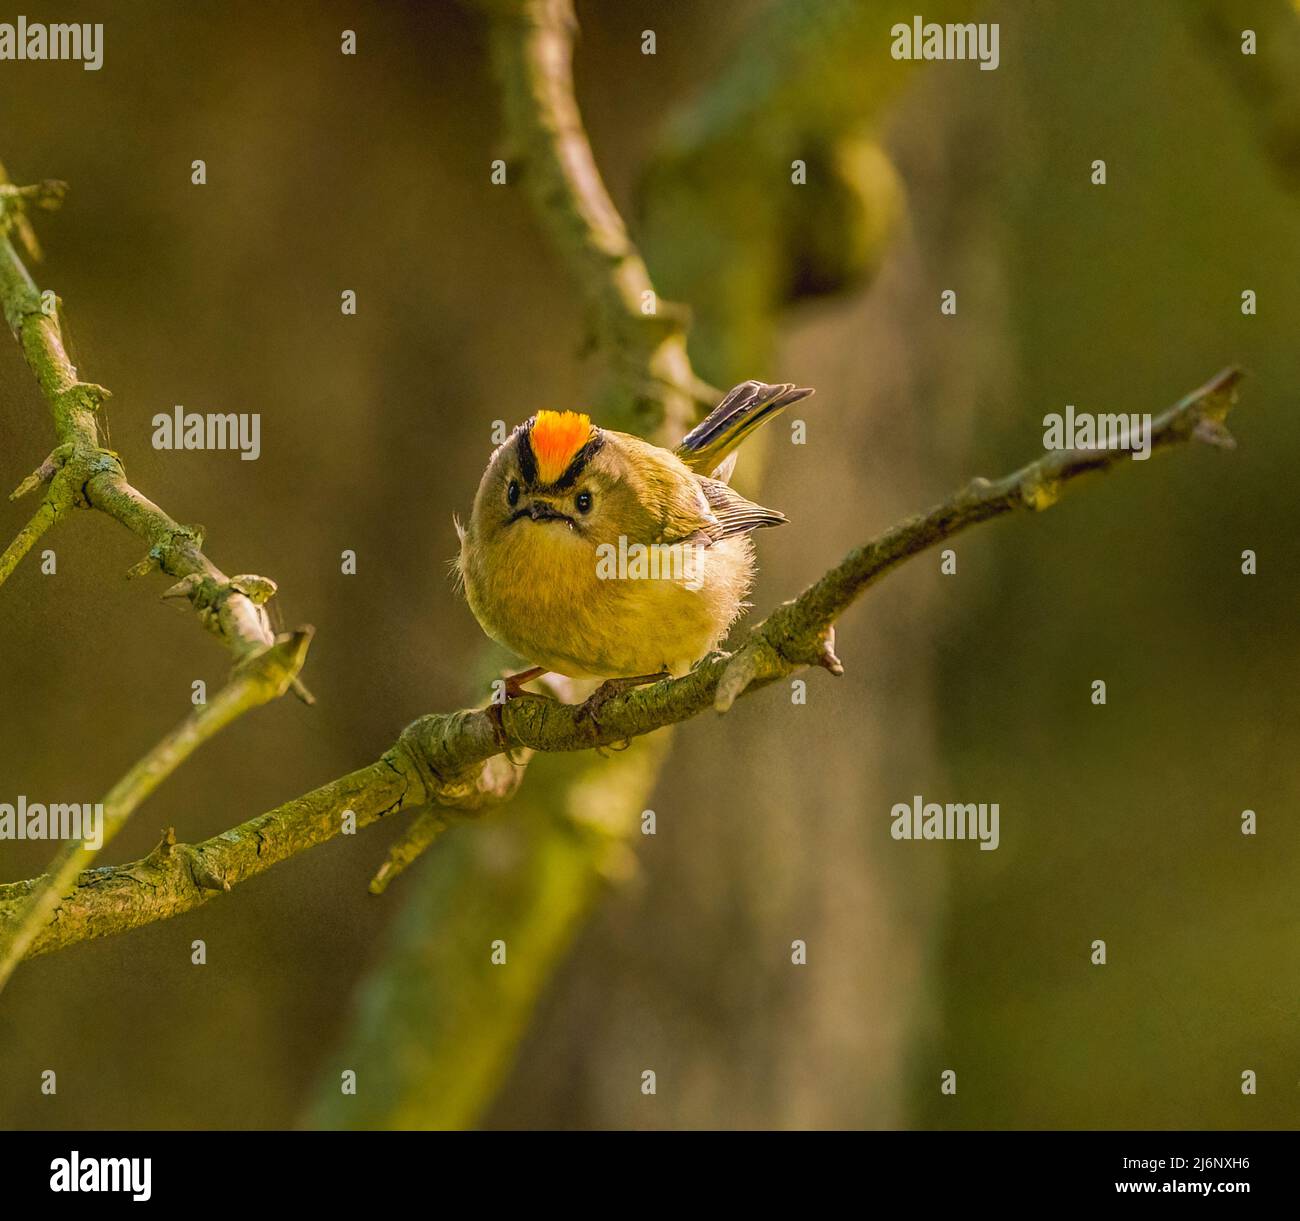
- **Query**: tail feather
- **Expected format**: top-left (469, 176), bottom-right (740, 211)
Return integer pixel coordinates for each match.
top-left (675, 380), bottom-right (814, 474)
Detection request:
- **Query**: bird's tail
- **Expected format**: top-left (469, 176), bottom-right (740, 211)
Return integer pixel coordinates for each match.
top-left (674, 380), bottom-right (814, 476)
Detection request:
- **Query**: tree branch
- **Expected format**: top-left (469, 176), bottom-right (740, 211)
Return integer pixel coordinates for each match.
top-left (0, 364), bottom-right (1244, 961)
top-left (0, 178), bottom-right (313, 698)
top-left (479, 0), bottom-right (712, 438)
top-left (0, 166), bottom-right (318, 993)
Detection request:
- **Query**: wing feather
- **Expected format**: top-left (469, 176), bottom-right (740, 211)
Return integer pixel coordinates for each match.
top-left (696, 476), bottom-right (786, 541)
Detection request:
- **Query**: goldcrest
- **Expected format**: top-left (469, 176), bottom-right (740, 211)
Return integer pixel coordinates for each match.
top-left (455, 380), bottom-right (813, 684)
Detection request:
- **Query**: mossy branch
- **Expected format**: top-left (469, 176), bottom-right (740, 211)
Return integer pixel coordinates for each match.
top-left (0, 364), bottom-right (1243, 962)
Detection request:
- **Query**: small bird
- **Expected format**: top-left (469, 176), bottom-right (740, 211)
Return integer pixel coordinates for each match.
top-left (455, 380), bottom-right (814, 695)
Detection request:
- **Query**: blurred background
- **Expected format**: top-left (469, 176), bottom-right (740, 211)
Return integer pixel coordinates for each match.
top-left (0, 0), bottom-right (1297, 1129)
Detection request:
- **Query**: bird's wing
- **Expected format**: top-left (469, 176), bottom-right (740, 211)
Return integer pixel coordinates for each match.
top-left (695, 476), bottom-right (787, 541)
top-left (638, 443), bottom-right (785, 546)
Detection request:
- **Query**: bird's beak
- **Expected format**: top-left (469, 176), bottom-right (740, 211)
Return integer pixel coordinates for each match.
top-left (526, 499), bottom-right (570, 523)
top-left (505, 496), bottom-right (576, 528)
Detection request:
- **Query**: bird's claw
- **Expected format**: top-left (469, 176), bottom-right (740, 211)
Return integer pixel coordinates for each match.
top-left (487, 701), bottom-right (513, 756)
top-left (574, 672), bottom-right (669, 739)
top-left (487, 666), bottom-right (554, 760)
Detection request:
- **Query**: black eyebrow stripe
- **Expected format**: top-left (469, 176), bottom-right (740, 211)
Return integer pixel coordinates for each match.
top-left (515, 420), bottom-right (538, 485)
top-left (544, 432), bottom-right (604, 492)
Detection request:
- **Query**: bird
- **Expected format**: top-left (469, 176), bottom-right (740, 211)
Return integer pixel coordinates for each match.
top-left (454, 379), bottom-right (814, 699)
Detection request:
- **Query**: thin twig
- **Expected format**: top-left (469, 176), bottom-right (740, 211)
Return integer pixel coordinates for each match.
top-left (0, 180), bottom-right (313, 699)
top-left (0, 494), bottom-right (63, 586)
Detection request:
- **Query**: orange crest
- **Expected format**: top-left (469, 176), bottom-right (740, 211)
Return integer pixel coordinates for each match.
top-left (529, 410), bottom-right (592, 483)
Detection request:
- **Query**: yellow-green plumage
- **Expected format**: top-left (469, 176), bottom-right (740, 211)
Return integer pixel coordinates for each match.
top-left (457, 381), bottom-right (813, 680)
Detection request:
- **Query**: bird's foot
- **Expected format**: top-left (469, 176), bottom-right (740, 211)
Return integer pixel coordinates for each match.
top-left (575, 671), bottom-right (669, 742)
top-left (487, 666), bottom-right (554, 757)
top-left (495, 666), bottom-right (552, 702)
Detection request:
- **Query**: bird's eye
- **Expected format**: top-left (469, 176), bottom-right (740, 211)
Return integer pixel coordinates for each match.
top-left (575, 491), bottom-right (593, 514)
top-left (507, 480), bottom-right (520, 507)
